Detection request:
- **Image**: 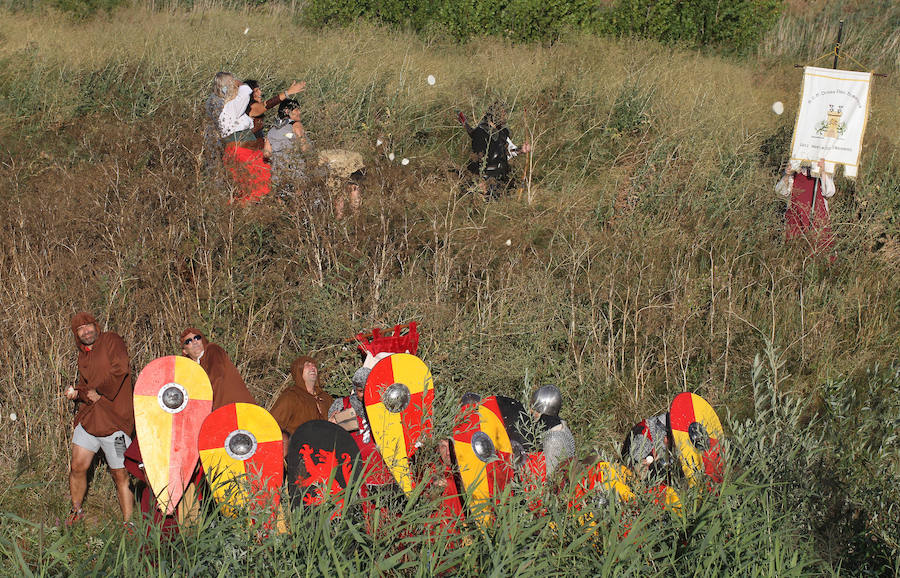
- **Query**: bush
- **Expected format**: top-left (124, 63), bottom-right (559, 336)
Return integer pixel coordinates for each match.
top-left (734, 349), bottom-right (900, 574)
top-left (499, 0), bottom-right (592, 43)
top-left (301, 0), bottom-right (782, 48)
top-left (51, 0), bottom-right (125, 18)
top-left (602, 0), bottom-right (781, 53)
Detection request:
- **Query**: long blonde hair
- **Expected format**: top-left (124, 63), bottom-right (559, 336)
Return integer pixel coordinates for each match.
top-left (213, 71), bottom-right (235, 100)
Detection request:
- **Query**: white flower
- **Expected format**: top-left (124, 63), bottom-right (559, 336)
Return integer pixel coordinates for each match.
top-left (388, 152), bottom-right (395, 161)
top-left (376, 138), bottom-right (383, 146)
top-left (772, 101), bottom-right (784, 115)
top-left (9, 413), bottom-right (16, 421)
top-left (505, 239), bottom-right (512, 246)
top-left (426, 75), bottom-right (436, 86)
top-left (401, 158), bottom-right (409, 165)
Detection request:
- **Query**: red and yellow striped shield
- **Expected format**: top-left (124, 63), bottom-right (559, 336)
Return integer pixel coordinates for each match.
top-left (198, 403), bottom-right (283, 515)
top-left (452, 396), bottom-right (515, 524)
top-left (364, 354), bottom-right (434, 494)
top-left (134, 356), bottom-right (213, 515)
top-left (670, 392), bottom-right (724, 487)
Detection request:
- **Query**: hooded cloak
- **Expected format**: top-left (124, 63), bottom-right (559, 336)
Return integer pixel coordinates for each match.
top-left (70, 312), bottom-right (134, 438)
top-left (180, 328), bottom-right (256, 410)
top-left (269, 356), bottom-right (334, 436)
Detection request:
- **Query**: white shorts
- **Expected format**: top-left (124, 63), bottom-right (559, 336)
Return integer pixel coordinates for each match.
top-left (72, 424), bottom-right (131, 470)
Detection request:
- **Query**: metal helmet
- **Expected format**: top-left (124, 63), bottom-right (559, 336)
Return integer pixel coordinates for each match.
top-left (460, 392), bottom-right (482, 407)
top-left (531, 385), bottom-right (563, 417)
top-left (351, 367), bottom-right (371, 390)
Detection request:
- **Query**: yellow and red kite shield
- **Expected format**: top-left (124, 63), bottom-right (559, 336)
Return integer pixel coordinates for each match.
top-left (451, 396), bottom-right (515, 524)
top-left (198, 403), bottom-right (283, 516)
top-left (670, 392), bottom-right (724, 486)
top-left (364, 353), bottom-right (434, 494)
top-left (134, 356), bottom-right (212, 515)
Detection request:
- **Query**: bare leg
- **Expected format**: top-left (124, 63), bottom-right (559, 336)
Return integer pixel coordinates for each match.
top-left (109, 467), bottom-right (133, 521)
top-left (176, 482), bottom-right (199, 527)
top-left (69, 443), bottom-right (95, 510)
top-left (349, 184), bottom-right (361, 212)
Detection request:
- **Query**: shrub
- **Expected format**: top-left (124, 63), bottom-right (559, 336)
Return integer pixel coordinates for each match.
top-left (51, 0), bottom-right (125, 18)
top-left (603, 0), bottom-right (782, 53)
top-left (499, 0), bottom-right (591, 43)
top-left (301, 0), bottom-right (783, 47)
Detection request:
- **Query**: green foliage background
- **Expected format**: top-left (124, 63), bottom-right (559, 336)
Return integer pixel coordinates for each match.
top-left (299, 0), bottom-right (780, 48)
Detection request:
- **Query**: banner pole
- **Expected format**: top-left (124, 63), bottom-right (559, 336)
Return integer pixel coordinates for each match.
top-left (833, 20), bottom-right (843, 69)
top-left (808, 21), bottom-right (845, 224)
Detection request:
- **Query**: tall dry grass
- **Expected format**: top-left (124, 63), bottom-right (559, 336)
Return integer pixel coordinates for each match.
top-left (759, 0), bottom-right (900, 76)
top-left (0, 5), bottom-right (897, 569)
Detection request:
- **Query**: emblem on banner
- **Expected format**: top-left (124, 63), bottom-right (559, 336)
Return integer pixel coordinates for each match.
top-left (816, 105), bottom-right (846, 138)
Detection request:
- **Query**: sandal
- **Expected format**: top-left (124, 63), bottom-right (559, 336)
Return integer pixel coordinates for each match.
top-left (65, 507), bottom-right (85, 527)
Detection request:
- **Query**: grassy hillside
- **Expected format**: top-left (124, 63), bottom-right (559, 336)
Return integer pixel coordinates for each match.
top-left (0, 4), bottom-right (898, 574)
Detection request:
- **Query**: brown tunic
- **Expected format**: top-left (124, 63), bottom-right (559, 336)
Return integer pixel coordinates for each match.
top-left (75, 331), bottom-right (134, 437)
top-left (198, 343), bottom-right (256, 411)
top-left (269, 356), bottom-right (333, 436)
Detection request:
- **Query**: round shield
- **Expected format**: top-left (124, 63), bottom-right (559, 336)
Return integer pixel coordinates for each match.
top-left (364, 354), bottom-right (434, 494)
top-left (670, 392), bottom-right (724, 486)
top-left (571, 461), bottom-right (636, 510)
top-left (286, 420), bottom-right (361, 511)
top-left (134, 356), bottom-right (213, 515)
top-left (198, 403), bottom-right (283, 515)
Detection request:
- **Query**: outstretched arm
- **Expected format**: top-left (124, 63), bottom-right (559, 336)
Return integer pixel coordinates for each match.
top-left (266, 81), bottom-right (306, 109)
top-left (457, 111), bottom-right (473, 135)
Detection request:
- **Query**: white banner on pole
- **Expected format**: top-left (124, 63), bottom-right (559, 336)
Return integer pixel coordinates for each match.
top-left (789, 66), bottom-right (872, 178)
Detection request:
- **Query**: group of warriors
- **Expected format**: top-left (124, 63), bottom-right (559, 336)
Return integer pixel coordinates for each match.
top-left (62, 72), bottom-right (836, 536)
top-left (204, 72), bottom-right (532, 206)
top-left (65, 314), bottom-right (725, 541)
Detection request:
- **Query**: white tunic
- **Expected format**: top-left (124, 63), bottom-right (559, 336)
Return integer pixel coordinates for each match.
top-left (218, 84), bottom-right (253, 138)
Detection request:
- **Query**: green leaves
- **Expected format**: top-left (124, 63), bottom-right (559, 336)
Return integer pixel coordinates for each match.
top-left (300, 0), bottom-right (781, 48)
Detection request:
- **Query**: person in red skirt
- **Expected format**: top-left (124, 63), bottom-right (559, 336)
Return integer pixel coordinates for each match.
top-left (776, 158), bottom-right (836, 253)
top-left (218, 76), bottom-right (272, 203)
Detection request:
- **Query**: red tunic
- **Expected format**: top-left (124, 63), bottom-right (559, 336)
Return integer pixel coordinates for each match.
top-left (340, 396), bottom-right (393, 487)
top-left (785, 172), bottom-right (834, 251)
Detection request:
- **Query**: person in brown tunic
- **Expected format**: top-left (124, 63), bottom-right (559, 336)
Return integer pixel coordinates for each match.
top-left (180, 328), bottom-right (256, 410)
top-left (269, 356), bottom-right (334, 452)
top-left (64, 312), bottom-right (134, 525)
